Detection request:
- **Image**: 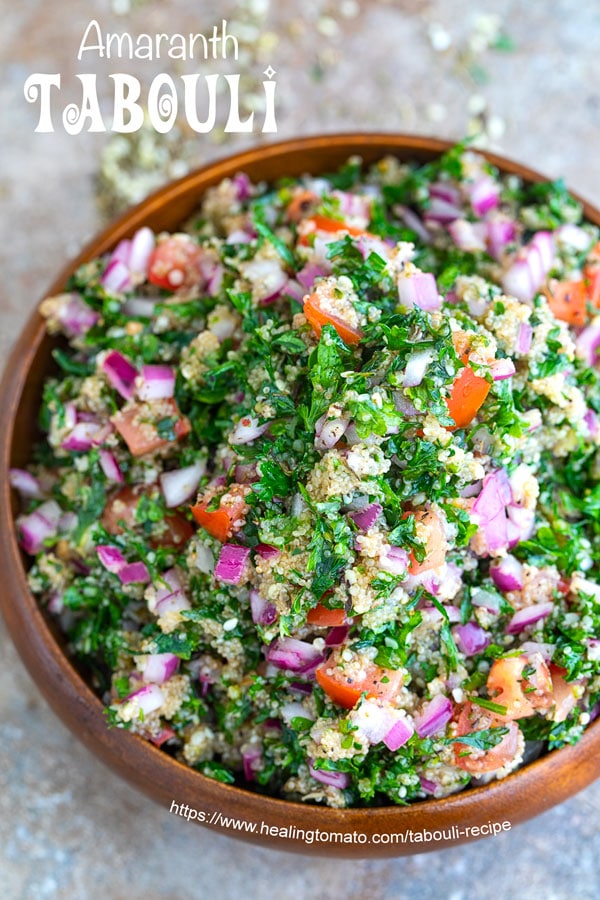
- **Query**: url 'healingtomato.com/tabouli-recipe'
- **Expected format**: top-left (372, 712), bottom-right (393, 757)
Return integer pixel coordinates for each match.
top-left (12, 143), bottom-right (600, 807)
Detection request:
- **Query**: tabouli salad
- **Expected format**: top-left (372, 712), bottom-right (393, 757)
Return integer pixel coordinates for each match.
top-left (13, 144), bottom-right (600, 808)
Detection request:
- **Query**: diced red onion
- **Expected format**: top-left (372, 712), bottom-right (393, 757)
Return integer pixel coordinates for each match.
top-left (460, 480), bottom-right (483, 499)
top-left (242, 745), bottom-right (263, 781)
top-left (140, 652), bottom-right (179, 684)
top-left (128, 227), bottom-right (155, 276)
top-left (288, 681), bottom-right (313, 696)
top-left (254, 543), bottom-right (280, 560)
top-left (392, 392), bottom-right (419, 418)
top-left (249, 589), bottom-right (277, 626)
top-left (506, 504), bottom-right (535, 546)
top-left (486, 216), bottom-right (517, 260)
top-left (576, 323), bottom-right (600, 367)
top-left (18, 503), bottom-right (61, 554)
top-left (314, 414), bottom-right (350, 450)
top-left (471, 587), bottom-right (502, 613)
top-left (380, 545), bottom-right (410, 575)
top-left (515, 322), bottom-right (533, 355)
top-left (349, 502), bottom-right (382, 532)
top-left (229, 416), bottom-right (270, 445)
top-left (325, 625), bottom-right (350, 647)
top-left (234, 461), bottom-right (259, 484)
top-left (490, 555), bottom-right (524, 591)
top-left (155, 590), bottom-right (190, 616)
top-left (102, 350), bottom-right (138, 399)
top-left (520, 640), bottom-right (555, 662)
top-left (403, 349), bottom-right (434, 387)
top-left (57, 294), bottom-right (99, 337)
top-left (283, 279), bottom-right (305, 302)
top-left (502, 231), bottom-right (555, 303)
top-left (469, 176), bottom-right (500, 217)
top-left (397, 271), bottom-right (441, 311)
top-left (98, 449), bottom-right (124, 484)
top-left (122, 297), bottom-right (157, 318)
top-left (420, 777), bottom-right (438, 794)
top-left (384, 717), bottom-right (414, 751)
top-left (9, 469), bottom-right (44, 498)
top-left (308, 760), bottom-right (349, 789)
top-left (297, 263), bottom-right (327, 290)
top-left (232, 171), bottom-right (252, 201)
top-left (332, 189), bottom-right (372, 223)
top-left (507, 602), bottom-right (554, 634)
top-left (424, 196), bottom-right (463, 225)
top-left (118, 561), bottom-right (150, 585)
top-left (206, 263), bottom-right (224, 297)
top-left (58, 511), bottom-right (78, 533)
top-left (414, 695), bottom-right (453, 738)
top-left (149, 727), bottom-right (176, 747)
top-left (448, 219), bottom-right (486, 252)
top-left (243, 258), bottom-right (288, 303)
top-left (490, 358), bottom-right (516, 381)
top-left (584, 408), bottom-right (600, 440)
top-left (452, 622), bottom-right (490, 656)
top-left (160, 460), bottom-right (206, 508)
top-left (226, 229), bottom-right (253, 245)
top-left (122, 684), bottom-right (163, 716)
top-left (137, 365), bottom-right (175, 401)
top-left (61, 421), bottom-right (103, 452)
top-left (266, 638), bottom-right (324, 674)
top-left (429, 182), bottom-right (460, 205)
top-left (396, 206), bottom-right (431, 244)
top-left (215, 544), bottom-right (251, 584)
top-left (101, 258), bottom-right (132, 293)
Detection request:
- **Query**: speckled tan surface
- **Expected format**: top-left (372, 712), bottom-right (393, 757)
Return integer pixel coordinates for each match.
top-left (2, 2), bottom-right (600, 897)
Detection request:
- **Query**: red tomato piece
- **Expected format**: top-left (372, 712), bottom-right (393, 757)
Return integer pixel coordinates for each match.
top-left (405, 509), bottom-right (447, 575)
top-left (286, 190), bottom-right (319, 223)
top-left (544, 280), bottom-right (588, 326)
top-left (306, 603), bottom-right (346, 627)
top-left (297, 214), bottom-right (372, 247)
top-left (111, 399), bottom-right (191, 457)
top-left (191, 483), bottom-right (250, 543)
top-left (548, 664), bottom-right (579, 723)
top-left (315, 649), bottom-right (404, 709)
top-left (453, 702), bottom-right (521, 774)
top-left (486, 653), bottom-right (553, 721)
top-left (147, 235), bottom-right (205, 291)
top-left (446, 356), bottom-right (491, 429)
top-left (303, 292), bottom-right (363, 345)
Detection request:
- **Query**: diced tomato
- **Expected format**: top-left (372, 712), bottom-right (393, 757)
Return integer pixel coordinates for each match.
top-left (101, 485), bottom-right (194, 548)
top-left (315, 650), bottom-right (405, 709)
top-left (147, 235), bottom-right (205, 291)
top-left (486, 653), bottom-right (553, 721)
top-left (453, 702), bottom-right (521, 774)
top-left (544, 280), bottom-right (587, 327)
top-left (111, 399), bottom-right (191, 457)
top-left (404, 509), bottom-right (447, 575)
top-left (548, 664), bottom-right (579, 723)
top-left (297, 214), bottom-right (372, 247)
top-left (306, 603), bottom-right (346, 627)
top-left (191, 483), bottom-right (250, 543)
top-left (584, 241), bottom-right (600, 307)
top-left (446, 356), bottom-right (491, 429)
top-left (303, 292), bottom-right (363, 345)
top-left (286, 190), bottom-right (318, 224)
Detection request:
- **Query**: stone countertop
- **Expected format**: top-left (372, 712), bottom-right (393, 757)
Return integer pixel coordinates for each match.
top-left (2, 1), bottom-right (600, 897)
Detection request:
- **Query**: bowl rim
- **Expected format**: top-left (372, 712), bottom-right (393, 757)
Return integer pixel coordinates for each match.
top-left (2, 131), bottom-right (600, 858)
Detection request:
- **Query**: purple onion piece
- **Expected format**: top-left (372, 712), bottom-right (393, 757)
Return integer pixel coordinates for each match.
top-left (414, 695), bottom-right (453, 738)
top-left (215, 544), bottom-right (251, 585)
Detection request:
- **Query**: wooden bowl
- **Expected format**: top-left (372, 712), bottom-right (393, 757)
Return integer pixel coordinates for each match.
top-left (2, 134), bottom-right (599, 857)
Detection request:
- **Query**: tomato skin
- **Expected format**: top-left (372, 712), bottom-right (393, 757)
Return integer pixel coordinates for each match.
top-left (101, 485), bottom-right (194, 548)
top-left (303, 293), bottom-right (363, 345)
top-left (544, 280), bottom-right (588, 326)
top-left (111, 399), bottom-right (191, 457)
top-left (298, 214), bottom-right (371, 247)
top-left (147, 235), bottom-right (205, 291)
top-left (453, 702), bottom-right (521, 774)
top-left (191, 483), bottom-right (250, 543)
top-left (405, 509), bottom-right (447, 575)
top-left (446, 358), bottom-right (491, 429)
top-left (548, 664), bottom-right (579, 723)
top-left (306, 603), bottom-right (346, 627)
top-left (486, 653), bottom-right (553, 721)
top-left (315, 651), bottom-right (405, 709)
